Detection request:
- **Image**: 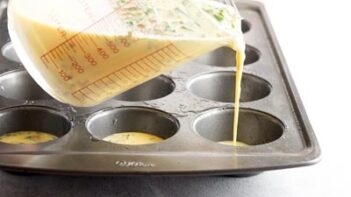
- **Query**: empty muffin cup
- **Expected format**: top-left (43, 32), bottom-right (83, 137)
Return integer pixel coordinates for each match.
top-left (114, 75), bottom-right (175, 101)
top-left (188, 71), bottom-right (271, 103)
top-left (0, 70), bottom-right (52, 100)
top-left (1, 42), bottom-right (20, 63)
top-left (86, 107), bottom-right (179, 145)
top-left (0, 106), bottom-right (72, 145)
top-left (194, 45), bottom-right (260, 67)
top-left (194, 108), bottom-right (284, 146)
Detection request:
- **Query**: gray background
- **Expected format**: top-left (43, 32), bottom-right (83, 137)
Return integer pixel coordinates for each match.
top-left (0, 167), bottom-right (323, 197)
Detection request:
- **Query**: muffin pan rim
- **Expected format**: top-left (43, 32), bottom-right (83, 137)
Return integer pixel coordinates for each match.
top-left (1, 42), bottom-right (20, 63)
top-left (0, 0), bottom-right (320, 175)
top-left (113, 75), bottom-right (176, 102)
top-left (186, 70), bottom-right (273, 103)
top-left (0, 68), bottom-right (54, 101)
top-left (192, 106), bottom-right (286, 147)
top-left (193, 44), bottom-right (261, 67)
top-left (85, 106), bottom-right (181, 146)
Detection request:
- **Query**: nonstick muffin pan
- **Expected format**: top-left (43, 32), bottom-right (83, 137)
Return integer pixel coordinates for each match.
top-left (0, 0), bottom-right (320, 175)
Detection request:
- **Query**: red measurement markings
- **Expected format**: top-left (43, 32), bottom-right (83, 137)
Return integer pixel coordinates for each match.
top-left (135, 62), bottom-right (152, 73)
top-left (105, 75), bottom-right (121, 87)
top-left (120, 70), bottom-right (136, 82)
top-left (58, 70), bottom-right (72, 81)
top-left (98, 78), bottom-right (109, 86)
top-left (40, 0), bottom-right (134, 68)
top-left (106, 40), bottom-right (120, 54)
top-left (101, 78), bottom-right (115, 87)
top-left (56, 47), bottom-right (64, 56)
top-left (97, 48), bottom-right (109, 59)
top-left (75, 40), bottom-right (86, 53)
top-left (72, 61), bottom-right (84, 73)
top-left (86, 86), bottom-right (99, 96)
top-left (111, 73), bottom-right (125, 85)
top-left (80, 89), bottom-right (95, 101)
top-left (74, 35), bottom-right (83, 45)
top-left (71, 43), bottom-right (187, 101)
top-left (42, 56), bottom-right (49, 64)
top-left (50, 57), bottom-right (58, 69)
top-left (84, 53), bottom-right (98, 66)
top-left (96, 82), bottom-right (108, 92)
top-left (62, 43), bottom-right (70, 52)
top-left (168, 44), bottom-right (189, 60)
top-left (88, 35), bottom-right (98, 47)
top-left (131, 64), bottom-right (148, 77)
top-left (141, 59), bottom-right (159, 72)
top-left (92, 81), bottom-right (104, 91)
top-left (62, 48), bottom-right (74, 61)
top-left (125, 66), bottom-right (143, 80)
top-left (51, 51), bottom-right (57, 59)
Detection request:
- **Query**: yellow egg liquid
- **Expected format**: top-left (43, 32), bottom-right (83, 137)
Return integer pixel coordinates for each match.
top-left (0, 131), bottom-right (58, 145)
top-left (219, 141), bottom-right (248, 147)
top-left (103, 132), bottom-right (163, 145)
top-left (232, 48), bottom-right (245, 147)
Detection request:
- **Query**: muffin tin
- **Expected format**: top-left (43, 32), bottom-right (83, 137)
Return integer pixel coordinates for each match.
top-left (0, 0), bottom-right (320, 175)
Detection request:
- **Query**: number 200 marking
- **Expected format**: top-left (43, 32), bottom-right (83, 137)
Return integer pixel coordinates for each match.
top-left (72, 61), bottom-right (84, 73)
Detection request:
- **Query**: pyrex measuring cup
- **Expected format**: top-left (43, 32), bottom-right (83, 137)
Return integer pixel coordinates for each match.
top-left (8, 0), bottom-right (244, 107)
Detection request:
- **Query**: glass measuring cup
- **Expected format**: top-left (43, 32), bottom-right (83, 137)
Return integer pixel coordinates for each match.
top-left (7, 0), bottom-right (244, 107)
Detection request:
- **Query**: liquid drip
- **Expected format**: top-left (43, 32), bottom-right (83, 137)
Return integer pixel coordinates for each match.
top-left (217, 47), bottom-right (245, 147)
top-left (233, 48), bottom-right (245, 146)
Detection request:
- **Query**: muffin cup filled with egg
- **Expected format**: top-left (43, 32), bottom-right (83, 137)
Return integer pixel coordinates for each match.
top-left (86, 107), bottom-right (179, 146)
top-left (0, 106), bottom-right (72, 145)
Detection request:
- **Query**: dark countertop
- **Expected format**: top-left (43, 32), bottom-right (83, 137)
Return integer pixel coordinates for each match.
top-left (0, 166), bottom-right (323, 197)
